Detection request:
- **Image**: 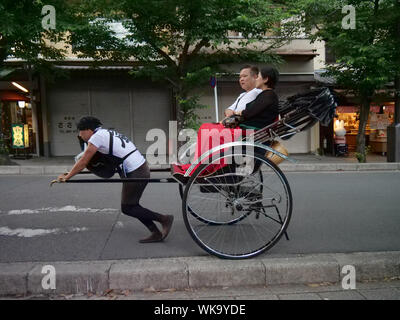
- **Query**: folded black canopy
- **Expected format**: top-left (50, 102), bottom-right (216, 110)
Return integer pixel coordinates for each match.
top-left (253, 87), bottom-right (337, 143)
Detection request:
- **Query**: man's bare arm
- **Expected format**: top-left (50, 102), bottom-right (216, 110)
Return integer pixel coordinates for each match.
top-left (57, 143), bottom-right (98, 181)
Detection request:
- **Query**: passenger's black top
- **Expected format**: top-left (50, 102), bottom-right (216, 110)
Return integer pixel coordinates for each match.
top-left (240, 89), bottom-right (279, 129)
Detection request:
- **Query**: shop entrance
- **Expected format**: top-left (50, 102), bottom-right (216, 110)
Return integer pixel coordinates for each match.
top-left (332, 103), bottom-right (394, 156)
top-left (0, 98), bottom-right (35, 158)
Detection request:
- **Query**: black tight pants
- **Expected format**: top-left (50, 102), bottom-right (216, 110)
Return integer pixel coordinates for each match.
top-left (121, 162), bottom-right (164, 233)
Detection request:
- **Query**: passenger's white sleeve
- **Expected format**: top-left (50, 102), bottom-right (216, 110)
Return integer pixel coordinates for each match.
top-left (227, 98), bottom-right (239, 111)
top-left (246, 89), bottom-right (262, 103)
top-left (227, 93), bottom-right (245, 111)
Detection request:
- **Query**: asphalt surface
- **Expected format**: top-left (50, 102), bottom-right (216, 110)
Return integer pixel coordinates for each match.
top-left (1, 171), bottom-right (400, 263)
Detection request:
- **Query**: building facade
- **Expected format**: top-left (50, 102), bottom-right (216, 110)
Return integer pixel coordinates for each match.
top-left (0, 37), bottom-right (327, 158)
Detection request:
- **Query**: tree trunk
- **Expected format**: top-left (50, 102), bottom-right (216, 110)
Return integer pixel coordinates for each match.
top-left (394, 0), bottom-right (400, 125)
top-left (355, 95), bottom-right (371, 163)
top-left (171, 86), bottom-right (186, 155)
top-left (0, 37), bottom-right (16, 165)
top-left (0, 35), bottom-right (8, 66)
top-left (395, 75), bottom-right (400, 124)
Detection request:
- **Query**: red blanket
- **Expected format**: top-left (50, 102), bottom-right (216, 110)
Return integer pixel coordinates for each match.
top-left (173, 123), bottom-right (247, 177)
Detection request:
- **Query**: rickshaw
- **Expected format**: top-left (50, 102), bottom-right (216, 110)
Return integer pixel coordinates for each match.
top-left (52, 87), bottom-right (337, 259)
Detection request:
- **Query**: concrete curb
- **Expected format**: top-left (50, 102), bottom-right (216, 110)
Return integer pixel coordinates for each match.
top-left (0, 163), bottom-right (400, 175)
top-left (0, 251), bottom-right (399, 296)
top-left (278, 162), bottom-right (400, 172)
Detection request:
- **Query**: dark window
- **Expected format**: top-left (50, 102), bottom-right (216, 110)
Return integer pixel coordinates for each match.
top-left (325, 45), bottom-right (336, 64)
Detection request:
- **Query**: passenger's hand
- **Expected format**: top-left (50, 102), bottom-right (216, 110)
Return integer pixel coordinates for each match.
top-left (224, 109), bottom-right (235, 117)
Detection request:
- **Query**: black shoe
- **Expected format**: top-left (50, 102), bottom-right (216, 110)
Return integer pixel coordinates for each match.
top-left (161, 215), bottom-right (174, 240)
top-left (139, 231), bottom-right (163, 243)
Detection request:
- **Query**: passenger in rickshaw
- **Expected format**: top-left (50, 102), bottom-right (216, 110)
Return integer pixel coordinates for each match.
top-left (223, 65), bottom-right (262, 119)
top-left (173, 66), bottom-right (280, 178)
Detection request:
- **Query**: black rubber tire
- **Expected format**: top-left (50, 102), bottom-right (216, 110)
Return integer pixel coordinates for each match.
top-left (182, 151), bottom-right (292, 259)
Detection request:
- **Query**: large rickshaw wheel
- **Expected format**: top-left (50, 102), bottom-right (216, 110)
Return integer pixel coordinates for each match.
top-left (182, 148), bottom-right (292, 259)
top-left (178, 170), bottom-right (262, 225)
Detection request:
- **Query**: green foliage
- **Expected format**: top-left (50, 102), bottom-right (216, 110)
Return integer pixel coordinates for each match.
top-left (0, 0), bottom-right (82, 66)
top-left (0, 1), bottom-right (99, 84)
top-left (355, 145), bottom-right (371, 163)
top-left (0, 1), bottom-right (84, 158)
top-left (0, 0), bottom-right (302, 132)
top-left (298, 0), bottom-right (400, 157)
top-left (69, 0), bottom-right (300, 128)
top-left (178, 95), bottom-right (209, 131)
top-left (300, 0), bottom-right (399, 96)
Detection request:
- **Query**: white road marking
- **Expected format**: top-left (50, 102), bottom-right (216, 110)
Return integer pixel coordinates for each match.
top-left (6, 206), bottom-right (119, 215)
top-left (0, 226), bottom-right (89, 238)
top-left (8, 209), bottom-right (41, 215)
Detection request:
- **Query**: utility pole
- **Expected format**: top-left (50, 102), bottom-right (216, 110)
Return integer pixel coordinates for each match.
top-left (387, 76), bottom-right (400, 162)
top-left (387, 0), bottom-right (400, 162)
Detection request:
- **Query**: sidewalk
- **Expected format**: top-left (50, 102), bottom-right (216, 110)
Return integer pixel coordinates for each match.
top-left (1, 155), bottom-right (399, 299)
top-left (10, 279), bottom-right (400, 300)
top-left (0, 251), bottom-right (399, 298)
top-left (1, 152), bottom-right (399, 174)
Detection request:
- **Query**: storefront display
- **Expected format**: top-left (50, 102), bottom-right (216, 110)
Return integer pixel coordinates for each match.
top-left (333, 119), bottom-right (348, 156)
top-left (335, 104), bottom-right (394, 154)
top-left (11, 124), bottom-right (25, 148)
top-left (0, 99), bottom-right (35, 156)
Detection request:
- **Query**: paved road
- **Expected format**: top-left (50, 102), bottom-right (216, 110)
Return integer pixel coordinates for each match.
top-left (0, 171), bottom-right (399, 263)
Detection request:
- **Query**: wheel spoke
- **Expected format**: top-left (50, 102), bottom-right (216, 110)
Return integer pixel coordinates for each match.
top-left (182, 151), bottom-right (292, 259)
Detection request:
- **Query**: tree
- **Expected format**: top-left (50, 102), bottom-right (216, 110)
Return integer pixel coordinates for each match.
top-left (386, 0), bottom-right (400, 161)
top-left (0, 68), bottom-right (15, 164)
top-left (0, 0), bottom-right (67, 162)
top-left (298, 0), bottom-right (400, 162)
top-left (69, 0), bottom-right (301, 130)
top-left (0, 0), bottom-right (99, 162)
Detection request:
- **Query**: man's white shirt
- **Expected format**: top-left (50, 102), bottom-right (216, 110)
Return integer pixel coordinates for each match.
top-left (88, 128), bottom-right (145, 173)
top-left (227, 88), bottom-right (262, 112)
